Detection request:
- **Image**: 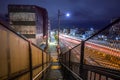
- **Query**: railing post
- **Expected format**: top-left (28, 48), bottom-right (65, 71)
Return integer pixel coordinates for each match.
top-left (79, 40), bottom-right (85, 79)
top-left (46, 52), bottom-right (47, 66)
top-left (62, 54), bottom-right (63, 63)
top-left (69, 50), bottom-right (71, 69)
top-left (42, 50), bottom-right (44, 79)
top-left (29, 42), bottom-right (33, 80)
top-left (7, 32), bottom-right (11, 79)
top-left (65, 53), bottom-right (66, 65)
top-left (80, 40), bottom-right (85, 68)
top-left (49, 53), bottom-right (51, 63)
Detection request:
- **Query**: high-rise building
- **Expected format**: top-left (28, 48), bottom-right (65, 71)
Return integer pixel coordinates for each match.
top-left (8, 5), bottom-right (48, 46)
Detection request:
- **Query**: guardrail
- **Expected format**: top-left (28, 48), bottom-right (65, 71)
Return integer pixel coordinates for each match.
top-left (60, 18), bottom-right (120, 80)
top-left (0, 21), bottom-right (51, 80)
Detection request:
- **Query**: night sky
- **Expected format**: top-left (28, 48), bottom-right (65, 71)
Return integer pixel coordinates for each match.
top-left (0, 0), bottom-right (120, 29)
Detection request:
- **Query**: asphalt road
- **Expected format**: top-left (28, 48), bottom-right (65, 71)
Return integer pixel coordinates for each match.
top-left (59, 34), bottom-right (120, 70)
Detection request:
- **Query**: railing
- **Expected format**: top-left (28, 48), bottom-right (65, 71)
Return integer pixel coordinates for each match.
top-left (60, 18), bottom-right (120, 80)
top-left (0, 21), bottom-right (51, 80)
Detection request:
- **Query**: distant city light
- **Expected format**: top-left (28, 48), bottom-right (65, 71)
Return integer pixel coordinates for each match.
top-left (105, 38), bottom-right (107, 41)
top-left (66, 13), bottom-right (70, 17)
top-left (82, 35), bottom-right (86, 39)
top-left (90, 28), bottom-right (94, 31)
top-left (116, 37), bottom-right (118, 40)
top-left (101, 35), bottom-right (104, 38)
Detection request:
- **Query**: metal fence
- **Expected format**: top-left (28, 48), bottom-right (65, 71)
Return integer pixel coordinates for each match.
top-left (60, 18), bottom-right (120, 80)
top-left (0, 21), bottom-right (51, 80)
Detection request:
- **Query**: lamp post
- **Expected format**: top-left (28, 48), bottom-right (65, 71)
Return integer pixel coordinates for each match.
top-left (57, 9), bottom-right (70, 53)
top-left (57, 10), bottom-right (70, 45)
top-left (58, 9), bottom-right (60, 45)
top-left (56, 9), bottom-right (61, 54)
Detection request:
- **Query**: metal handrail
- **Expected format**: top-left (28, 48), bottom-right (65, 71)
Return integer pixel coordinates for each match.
top-left (83, 64), bottom-right (120, 79)
top-left (0, 20), bottom-right (44, 51)
top-left (61, 43), bottom-right (81, 55)
top-left (60, 18), bottom-right (120, 80)
top-left (70, 43), bottom-right (81, 50)
top-left (33, 63), bottom-right (51, 80)
top-left (0, 20), bottom-right (51, 80)
top-left (61, 18), bottom-right (120, 56)
top-left (61, 63), bottom-right (83, 80)
top-left (61, 18), bottom-right (120, 49)
top-left (85, 18), bottom-right (120, 41)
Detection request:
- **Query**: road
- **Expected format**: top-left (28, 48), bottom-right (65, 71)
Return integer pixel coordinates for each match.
top-left (59, 34), bottom-right (120, 70)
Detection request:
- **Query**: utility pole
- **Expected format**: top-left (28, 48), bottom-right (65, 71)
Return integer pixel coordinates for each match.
top-left (58, 9), bottom-right (60, 45)
top-left (56, 9), bottom-right (61, 55)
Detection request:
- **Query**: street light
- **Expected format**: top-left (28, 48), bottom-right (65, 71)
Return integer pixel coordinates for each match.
top-left (57, 9), bottom-right (70, 54)
top-left (58, 9), bottom-right (70, 45)
top-left (66, 13), bottom-right (70, 17)
top-left (58, 9), bottom-right (60, 45)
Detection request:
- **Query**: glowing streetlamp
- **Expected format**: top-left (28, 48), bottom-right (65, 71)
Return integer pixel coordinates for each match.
top-left (58, 10), bottom-right (70, 45)
top-left (57, 9), bottom-right (70, 53)
top-left (66, 13), bottom-right (70, 17)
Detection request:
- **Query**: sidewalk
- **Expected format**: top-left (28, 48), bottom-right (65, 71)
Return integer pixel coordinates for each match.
top-left (45, 36), bottom-right (63, 80)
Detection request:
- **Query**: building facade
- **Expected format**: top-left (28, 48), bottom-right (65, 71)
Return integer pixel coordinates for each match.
top-left (8, 5), bottom-right (48, 46)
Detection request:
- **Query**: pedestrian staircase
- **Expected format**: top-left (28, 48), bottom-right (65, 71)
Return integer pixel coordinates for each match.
top-left (45, 57), bottom-right (64, 80)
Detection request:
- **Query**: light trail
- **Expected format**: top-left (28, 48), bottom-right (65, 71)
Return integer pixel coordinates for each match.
top-left (59, 34), bottom-right (120, 70)
top-left (60, 34), bottom-right (120, 57)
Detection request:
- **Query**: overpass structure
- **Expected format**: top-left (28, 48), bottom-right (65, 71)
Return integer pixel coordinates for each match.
top-left (0, 18), bottom-right (120, 80)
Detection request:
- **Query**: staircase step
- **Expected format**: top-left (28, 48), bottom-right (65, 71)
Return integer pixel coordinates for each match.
top-left (51, 65), bottom-right (61, 70)
top-left (52, 58), bottom-right (59, 63)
